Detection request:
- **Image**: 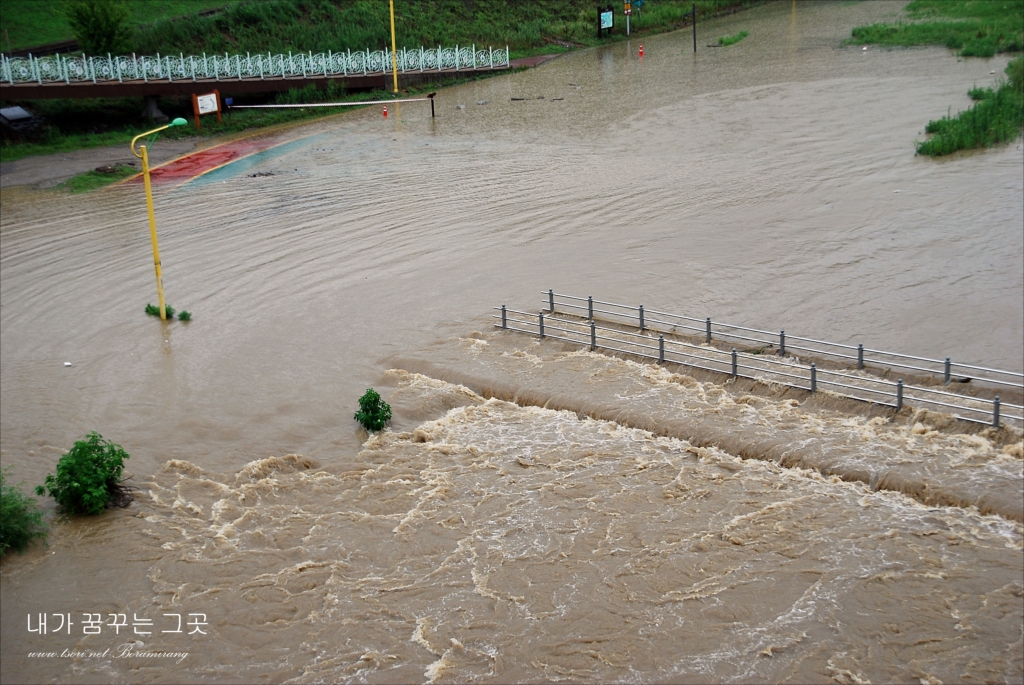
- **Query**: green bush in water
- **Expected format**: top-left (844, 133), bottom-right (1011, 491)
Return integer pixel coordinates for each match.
top-left (354, 388), bottom-right (392, 432)
top-left (36, 432), bottom-right (132, 515)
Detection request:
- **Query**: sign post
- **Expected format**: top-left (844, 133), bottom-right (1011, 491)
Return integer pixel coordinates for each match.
top-left (598, 5), bottom-right (613, 38)
top-left (624, 1), bottom-right (632, 36)
top-left (191, 90), bottom-right (221, 130)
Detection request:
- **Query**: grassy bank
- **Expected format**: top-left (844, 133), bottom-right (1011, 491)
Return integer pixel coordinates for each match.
top-left (3, 0), bottom-right (756, 58)
top-left (129, 0), bottom-right (752, 58)
top-left (916, 56), bottom-right (1024, 156)
top-left (848, 0), bottom-right (1023, 57)
top-left (0, 0), bottom-right (229, 51)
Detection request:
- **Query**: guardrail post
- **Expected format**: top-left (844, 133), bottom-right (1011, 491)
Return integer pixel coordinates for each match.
top-left (590, 322), bottom-right (596, 351)
top-left (944, 357), bottom-right (951, 385)
top-left (993, 396), bottom-right (1000, 428)
top-left (731, 348), bottom-right (737, 378)
top-left (896, 379), bottom-right (903, 412)
top-left (857, 344), bottom-right (864, 370)
top-left (779, 330), bottom-right (785, 356)
top-left (548, 289), bottom-right (554, 314)
top-left (501, 304), bottom-right (506, 329)
top-left (659, 334), bottom-right (665, 363)
top-left (588, 296), bottom-right (594, 321)
top-left (810, 363), bottom-right (817, 392)
top-left (706, 317), bottom-right (712, 344)
top-left (539, 311), bottom-right (545, 339)
top-left (639, 305), bottom-right (645, 331)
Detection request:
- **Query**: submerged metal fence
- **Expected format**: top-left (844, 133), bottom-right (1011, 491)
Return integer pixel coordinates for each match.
top-left (1, 45), bottom-right (510, 85)
top-left (492, 291), bottom-right (1024, 428)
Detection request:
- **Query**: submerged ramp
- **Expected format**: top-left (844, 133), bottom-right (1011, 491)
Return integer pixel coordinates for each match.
top-left (390, 330), bottom-right (1024, 522)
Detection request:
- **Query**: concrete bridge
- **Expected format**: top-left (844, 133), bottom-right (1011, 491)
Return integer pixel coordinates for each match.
top-left (0, 46), bottom-right (510, 100)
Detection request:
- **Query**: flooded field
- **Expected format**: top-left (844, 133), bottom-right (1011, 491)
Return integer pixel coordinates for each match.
top-left (2, 1), bottom-right (1022, 682)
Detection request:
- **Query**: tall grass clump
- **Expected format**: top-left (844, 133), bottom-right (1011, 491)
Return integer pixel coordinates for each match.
top-left (36, 432), bottom-right (133, 515)
top-left (1, 467), bottom-right (48, 557)
top-left (718, 30), bottom-right (748, 46)
top-left (916, 56), bottom-right (1024, 155)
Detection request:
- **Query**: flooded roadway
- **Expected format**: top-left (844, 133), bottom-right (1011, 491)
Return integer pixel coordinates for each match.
top-left (2, 1), bottom-right (1022, 682)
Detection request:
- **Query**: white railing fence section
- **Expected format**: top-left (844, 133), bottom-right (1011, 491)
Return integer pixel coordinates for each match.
top-left (1, 45), bottom-right (510, 85)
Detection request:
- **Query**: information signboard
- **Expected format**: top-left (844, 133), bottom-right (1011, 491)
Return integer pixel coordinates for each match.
top-left (600, 9), bottom-right (613, 29)
top-left (191, 90), bottom-right (222, 130)
top-left (196, 93), bottom-right (218, 115)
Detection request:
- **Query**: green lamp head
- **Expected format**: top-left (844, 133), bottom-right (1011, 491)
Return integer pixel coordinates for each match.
top-left (170, 117), bottom-right (188, 127)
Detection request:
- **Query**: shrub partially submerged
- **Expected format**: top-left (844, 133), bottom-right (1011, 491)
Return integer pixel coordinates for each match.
top-left (354, 389), bottom-right (392, 432)
top-left (36, 432), bottom-right (133, 515)
top-left (145, 303), bottom-right (175, 319)
top-left (1, 467), bottom-right (48, 556)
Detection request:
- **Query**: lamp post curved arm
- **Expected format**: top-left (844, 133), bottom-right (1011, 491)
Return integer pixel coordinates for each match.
top-left (131, 117), bottom-right (188, 156)
top-left (130, 117), bottom-right (187, 320)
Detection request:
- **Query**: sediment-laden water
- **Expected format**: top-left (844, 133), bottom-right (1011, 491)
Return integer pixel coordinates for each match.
top-left (2, 1), bottom-right (1022, 682)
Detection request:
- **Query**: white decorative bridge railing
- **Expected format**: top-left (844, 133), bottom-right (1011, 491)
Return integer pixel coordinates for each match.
top-left (1, 45), bottom-right (510, 86)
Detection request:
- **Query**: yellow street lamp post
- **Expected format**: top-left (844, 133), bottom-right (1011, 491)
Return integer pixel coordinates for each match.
top-left (130, 117), bottom-right (188, 321)
top-left (389, 0), bottom-right (399, 93)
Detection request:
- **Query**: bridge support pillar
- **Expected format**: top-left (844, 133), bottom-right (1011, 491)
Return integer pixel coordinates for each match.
top-left (142, 95), bottom-right (169, 123)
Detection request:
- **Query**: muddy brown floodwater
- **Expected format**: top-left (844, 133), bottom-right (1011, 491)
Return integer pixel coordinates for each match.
top-left (2, 1), bottom-right (1022, 683)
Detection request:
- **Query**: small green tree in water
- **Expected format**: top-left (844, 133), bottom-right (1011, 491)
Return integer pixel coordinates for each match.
top-left (354, 388), bottom-right (392, 432)
top-left (36, 432), bottom-right (132, 515)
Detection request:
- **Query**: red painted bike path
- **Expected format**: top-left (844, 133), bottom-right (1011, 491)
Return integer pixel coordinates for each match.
top-left (137, 135), bottom-right (284, 184)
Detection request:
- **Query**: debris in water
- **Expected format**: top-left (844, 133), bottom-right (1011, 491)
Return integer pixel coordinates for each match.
top-left (511, 97), bottom-right (525, 101)
top-left (893, 190), bottom-right (900, 193)
top-left (249, 171), bottom-right (274, 178)
top-left (551, 97), bottom-right (564, 101)
top-left (63, 362), bottom-right (72, 366)
top-left (477, 100), bottom-right (489, 105)
top-left (456, 104), bottom-right (465, 110)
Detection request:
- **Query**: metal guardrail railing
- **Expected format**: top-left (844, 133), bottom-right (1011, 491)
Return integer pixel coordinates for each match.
top-left (1, 45), bottom-right (510, 86)
top-left (489, 291), bottom-right (1024, 428)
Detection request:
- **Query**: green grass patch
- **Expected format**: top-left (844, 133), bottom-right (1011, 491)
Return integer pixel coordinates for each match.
top-left (58, 163), bottom-right (136, 193)
top-left (128, 0), bottom-right (759, 59)
top-left (916, 57), bottom-right (1024, 156)
top-left (35, 432), bottom-right (132, 515)
top-left (849, 0), bottom-right (1023, 57)
top-left (0, 0), bottom-right (231, 51)
top-left (718, 30), bottom-right (748, 46)
top-left (178, 310), bottom-right (192, 321)
top-left (1, 467), bottom-right (48, 557)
